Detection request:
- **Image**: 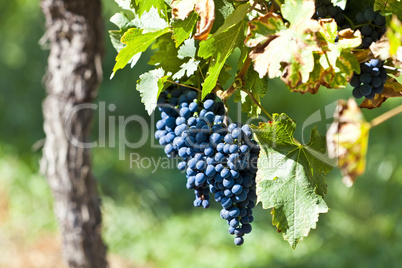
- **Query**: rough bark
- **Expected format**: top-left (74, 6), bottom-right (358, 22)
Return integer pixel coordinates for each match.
top-left (40, 0), bottom-right (107, 267)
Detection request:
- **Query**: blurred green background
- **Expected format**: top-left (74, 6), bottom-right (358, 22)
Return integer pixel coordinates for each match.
top-left (1, 1), bottom-right (402, 267)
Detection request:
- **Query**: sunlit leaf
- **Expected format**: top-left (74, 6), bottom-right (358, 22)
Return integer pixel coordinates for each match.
top-left (112, 27), bottom-right (170, 75)
top-left (171, 0), bottom-right (216, 40)
top-left (327, 99), bottom-right (370, 186)
top-left (252, 113), bottom-right (332, 248)
top-left (198, 3), bottom-right (250, 98)
top-left (136, 68), bottom-right (170, 115)
top-left (172, 12), bottom-right (199, 47)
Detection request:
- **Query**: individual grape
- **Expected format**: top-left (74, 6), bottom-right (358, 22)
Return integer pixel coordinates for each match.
top-left (356, 12), bottom-right (366, 24)
top-left (362, 37), bottom-right (373, 48)
top-left (350, 76), bottom-right (361, 87)
top-left (360, 73), bottom-right (372, 84)
top-left (366, 91), bottom-right (376, 100)
top-left (371, 76), bottom-right (382, 87)
top-left (363, 7), bottom-right (376, 21)
top-left (373, 85), bottom-right (384, 94)
top-left (361, 25), bottom-right (372, 36)
top-left (360, 84), bottom-right (372, 96)
top-left (203, 99), bottom-right (215, 111)
top-left (374, 13), bottom-right (386, 26)
top-left (234, 236), bottom-right (244, 246)
top-left (316, 7), bottom-right (327, 17)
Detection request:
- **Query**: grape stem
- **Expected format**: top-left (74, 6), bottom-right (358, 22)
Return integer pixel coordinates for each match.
top-left (383, 65), bottom-right (402, 72)
top-left (270, 0), bottom-right (283, 11)
top-left (343, 15), bottom-right (356, 29)
top-left (166, 80), bottom-right (202, 92)
top-left (370, 105), bottom-right (402, 128)
top-left (241, 88), bottom-right (273, 120)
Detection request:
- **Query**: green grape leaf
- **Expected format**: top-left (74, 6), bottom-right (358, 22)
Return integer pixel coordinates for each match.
top-left (132, 7), bottom-right (168, 31)
top-left (234, 69), bottom-right (268, 118)
top-left (110, 12), bottom-right (135, 30)
top-left (281, 0), bottom-right (315, 26)
top-left (148, 34), bottom-right (185, 74)
top-left (135, 0), bottom-right (167, 17)
top-left (123, 0), bottom-right (168, 17)
top-left (114, 0), bottom-right (135, 12)
top-left (136, 68), bottom-right (170, 115)
top-left (218, 64), bottom-right (232, 87)
top-left (112, 27), bottom-right (170, 76)
top-left (252, 113), bottom-right (332, 248)
top-left (331, 0), bottom-right (348, 9)
top-left (177, 38), bottom-right (197, 59)
top-left (375, 0), bottom-right (402, 21)
top-left (109, 7), bottom-right (167, 54)
top-left (211, 0), bottom-right (235, 34)
top-left (198, 3), bottom-right (250, 98)
top-left (173, 58), bottom-right (200, 80)
top-left (109, 12), bottom-right (136, 52)
top-left (327, 99), bottom-right (370, 186)
top-left (172, 12), bottom-right (198, 47)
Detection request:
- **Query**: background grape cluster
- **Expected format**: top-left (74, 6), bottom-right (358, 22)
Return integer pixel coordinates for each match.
top-left (314, 0), bottom-right (347, 26)
top-left (355, 7), bottom-right (386, 48)
top-left (314, 2), bottom-right (388, 101)
top-left (350, 59), bottom-right (387, 99)
top-left (155, 84), bottom-right (260, 245)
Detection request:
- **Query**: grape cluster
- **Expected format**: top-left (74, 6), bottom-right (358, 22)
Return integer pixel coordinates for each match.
top-left (356, 7), bottom-right (386, 48)
top-left (155, 84), bottom-right (260, 245)
top-left (314, 0), bottom-right (346, 26)
top-left (350, 59), bottom-right (387, 100)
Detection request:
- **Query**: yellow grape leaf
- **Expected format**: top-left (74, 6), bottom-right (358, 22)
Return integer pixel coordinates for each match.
top-left (327, 99), bottom-right (370, 186)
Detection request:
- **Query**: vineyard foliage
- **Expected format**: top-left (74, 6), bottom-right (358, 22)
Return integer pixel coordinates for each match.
top-left (109, 0), bottom-right (402, 248)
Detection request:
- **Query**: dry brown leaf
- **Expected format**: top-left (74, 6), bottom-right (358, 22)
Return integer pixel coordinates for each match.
top-left (327, 99), bottom-right (370, 186)
top-left (171, 0), bottom-right (215, 41)
top-left (360, 78), bottom-right (402, 109)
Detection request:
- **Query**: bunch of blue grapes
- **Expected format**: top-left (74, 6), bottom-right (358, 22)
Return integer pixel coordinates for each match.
top-left (356, 7), bottom-right (386, 48)
top-left (314, 0), bottom-right (346, 26)
top-left (211, 122), bottom-right (259, 246)
top-left (350, 59), bottom-right (387, 100)
top-left (154, 84), bottom-right (260, 245)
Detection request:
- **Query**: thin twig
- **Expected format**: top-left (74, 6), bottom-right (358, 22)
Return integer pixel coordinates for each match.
top-left (198, 64), bottom-right (205, 81)
top-left (342, 14), bottom-right (355, 29)
top-left (220, 55), bottom-right (253, 101)
top-left (166, 80), bottom-right (202, 92)
top-left (270, 0), bottom-right (282, 11)
top-left (383, 65), bottom-right (402, 72)
top-left (241, 88), bottom-right (273, 120)
top-left (370, 105), bottom-right (402, 128)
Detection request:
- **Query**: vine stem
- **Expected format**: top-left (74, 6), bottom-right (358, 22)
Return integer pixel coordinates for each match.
top-left (383, 65), bottom-right (402, 72)
top-left (166, 80), bottom-right (202, 92)
top-left (343, 14), bottom-right (355, 29)
top-left (241, 88), bottom-right (273, 120)
top-left (270, 0), bottom-right (282, 11)
top-left (370, 105), bottom-right (402, 128)
top-left (220, 55), bottom-right (253, 101)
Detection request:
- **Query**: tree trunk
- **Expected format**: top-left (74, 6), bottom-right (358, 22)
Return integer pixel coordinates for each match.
top-left (40, 0), bottom-right (107, 267)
